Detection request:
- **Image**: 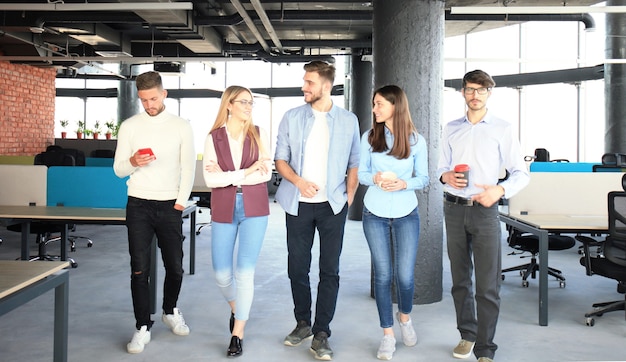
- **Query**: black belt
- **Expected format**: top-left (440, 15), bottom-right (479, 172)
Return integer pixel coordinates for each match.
top-left (235, 186), bottom-right (243, 193)
top-left (444, 192), bottom-right (474, 206)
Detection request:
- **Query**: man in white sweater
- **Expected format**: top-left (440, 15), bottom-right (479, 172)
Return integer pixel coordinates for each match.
top-left (113, 71), bottom-right (196, 354)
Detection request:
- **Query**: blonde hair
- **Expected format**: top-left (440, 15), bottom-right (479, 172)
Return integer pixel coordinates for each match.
top-left (210, 85), bottom-right (264, 157)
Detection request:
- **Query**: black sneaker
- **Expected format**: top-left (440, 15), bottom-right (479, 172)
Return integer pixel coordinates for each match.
top-left (283, 320), bottom-right (313, 346)
top-left (310, 331), bottom-right (333, 361)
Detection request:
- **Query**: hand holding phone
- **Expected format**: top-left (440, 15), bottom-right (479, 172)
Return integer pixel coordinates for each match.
top-left (138, 148), bottom-right (154, 156)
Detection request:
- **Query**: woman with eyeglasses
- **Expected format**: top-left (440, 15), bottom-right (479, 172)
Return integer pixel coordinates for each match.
top-left (202, 85), bottom-right (272, 357)
top-left (358, 85), bottom-right (429, 360)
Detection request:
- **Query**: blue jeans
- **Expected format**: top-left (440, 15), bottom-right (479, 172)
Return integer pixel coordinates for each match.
top-left (286, 202), bottom-right (348, 337)
top-left (362, 206), bottom-right (420, 328)
top-left (125, 196), bottom-right (184, 330)
top-left (444, 201), bottom-right (501, 360)
top-left (211, 194), bottom-right (268, 321)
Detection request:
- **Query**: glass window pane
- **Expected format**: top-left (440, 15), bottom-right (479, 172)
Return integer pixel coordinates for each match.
top-left (55, 97), bottom-right (85, 138)
top-left (521, 83), bottom-right (577, 161)
top-left (581, 79), bottom-right (605, 162)
top-left (521, 22), bottom-right (579, 73)
top-left (85, 98), bottom-right (118, 134)
top-left (226, 61), bottom-right (271, 88)
top-left (465, 25), bottom-right (520, 76)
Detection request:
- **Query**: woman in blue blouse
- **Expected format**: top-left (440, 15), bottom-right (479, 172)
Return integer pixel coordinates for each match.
top-left (358, 85), bottom-right (429, 360)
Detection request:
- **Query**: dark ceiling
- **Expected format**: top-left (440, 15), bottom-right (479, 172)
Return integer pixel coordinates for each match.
top-left (0, 0), bottom-right (602, 73)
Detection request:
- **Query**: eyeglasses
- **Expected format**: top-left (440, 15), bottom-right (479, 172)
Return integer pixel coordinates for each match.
top-left (232, 99), bottom-right (254, 107)
top-left (463, 87), bottom-right (490, 95)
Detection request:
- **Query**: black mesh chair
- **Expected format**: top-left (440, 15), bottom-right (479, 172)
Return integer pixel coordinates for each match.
top-left (577, 190), bottom-right (626, 326)
top-left (502, 225), bottom-right (576, 288)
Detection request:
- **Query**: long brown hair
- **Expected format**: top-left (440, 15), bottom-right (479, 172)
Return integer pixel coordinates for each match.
top-left (210, 85), bottom-right (264, 157)
top-left (367, 85), bottom-right (417, 159)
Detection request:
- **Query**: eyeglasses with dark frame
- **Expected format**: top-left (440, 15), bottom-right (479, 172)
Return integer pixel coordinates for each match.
top-left (463, 87), bottom-right (491, 95)
top-left (232, 99), bottom-right (255, 107)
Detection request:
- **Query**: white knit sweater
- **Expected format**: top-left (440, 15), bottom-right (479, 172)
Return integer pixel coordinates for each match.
top-left (113, 109), bottom-right (196, 206)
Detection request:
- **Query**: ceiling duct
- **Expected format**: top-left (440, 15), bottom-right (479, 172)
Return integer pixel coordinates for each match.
top-left (153, 61), bottom-right (185, 75)
top-left (126, 0), bottom-right (223, 54)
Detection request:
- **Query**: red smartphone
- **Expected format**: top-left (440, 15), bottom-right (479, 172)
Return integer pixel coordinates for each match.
top-left (138, 148), bottom-right (154, 156)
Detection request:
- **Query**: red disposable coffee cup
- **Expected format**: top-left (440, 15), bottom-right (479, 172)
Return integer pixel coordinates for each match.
top-left (454, 164), bottom-right (470, 187)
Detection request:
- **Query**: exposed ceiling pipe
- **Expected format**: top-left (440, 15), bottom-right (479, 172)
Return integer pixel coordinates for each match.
top-left (196, 10), bottom-right (372, 27)
top-left (445, 11), bottom-right (596, 31)
top-left (0, 2), bottom-right (193, 11)
top-left (249, 0), bottom-right (284, 53)
top-left (229, 0), bottom-right (271, 53)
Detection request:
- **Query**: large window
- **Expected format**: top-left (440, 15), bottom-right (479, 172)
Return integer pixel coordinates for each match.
top-left (55, 16), bottom-right (608, 162)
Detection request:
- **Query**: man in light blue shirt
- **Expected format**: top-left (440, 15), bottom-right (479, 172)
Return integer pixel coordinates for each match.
top-left (436, 70), bottom-right (529, 362)
top-left (275, 60), bottom-right (360, 361)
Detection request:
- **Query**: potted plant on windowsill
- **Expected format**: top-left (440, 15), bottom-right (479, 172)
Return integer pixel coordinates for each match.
top-left (92, 121), bottom-right (102, 140)
top-left (76, 120), bottom-right (86, 139)
top-left (104, 121), bottom-right (117, 140)
top-left (59, 120), bottom-right (69, 139)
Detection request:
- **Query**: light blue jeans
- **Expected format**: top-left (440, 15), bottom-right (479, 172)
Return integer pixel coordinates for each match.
top-left (211, 194), bottom-right (268, 321)
top-left (362, 206), bottom-right (420, 328)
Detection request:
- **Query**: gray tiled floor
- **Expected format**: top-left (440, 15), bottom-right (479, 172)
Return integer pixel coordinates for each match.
top-left (1, 201), bottom-right (625, 362)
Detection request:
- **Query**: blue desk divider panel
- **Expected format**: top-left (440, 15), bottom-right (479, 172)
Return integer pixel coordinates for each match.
top-left (85, 157), bottom-right (114, 167)
top-left (529, 162), bottom-right (598, 172)
top-left (47, 166), bottom-right (128, 208)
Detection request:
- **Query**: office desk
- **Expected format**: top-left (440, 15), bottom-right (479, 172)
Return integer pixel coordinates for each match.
top-left (0, 204), bottom-right (197, 314)
top-left (499, 212), bottom-right (607, 326)
top-left (0, 260), bottom-right (70, 362)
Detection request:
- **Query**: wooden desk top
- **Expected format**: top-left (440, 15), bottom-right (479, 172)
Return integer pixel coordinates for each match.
top-left (501, 212), bottom-right (607, 231)
top-left (0, 261), bottom-right (70, 299)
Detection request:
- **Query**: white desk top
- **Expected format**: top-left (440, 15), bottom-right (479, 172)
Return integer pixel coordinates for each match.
top-left (0, 205), bottom-right (127, 221)
top-left (0, 260), bottom-right (70, 299)
top-left (0, 202), bottom-right (197, 222)
top-left (502, 212), bottom-right (607, 231)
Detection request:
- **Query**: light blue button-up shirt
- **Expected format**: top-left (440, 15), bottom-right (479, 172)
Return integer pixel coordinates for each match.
top-left (358, 129), bottom-right (429, 218)
top-left (436, 111), bottom-right (530, 199)
top-left (274, 102), bottom-right (360, 216)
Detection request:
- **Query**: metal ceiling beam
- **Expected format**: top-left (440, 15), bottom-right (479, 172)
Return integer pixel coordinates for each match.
top-left (450, 6), bottom-right (626, 14)
top-left (249, 0), bottom-right (283, 52)
top-left (444, 65), bottom-right (604, 89)
top-left (229, 0), bottom-right (271, 53)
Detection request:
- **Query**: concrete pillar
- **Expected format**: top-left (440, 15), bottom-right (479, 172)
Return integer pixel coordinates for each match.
top-left (372, 0), bottom-right (444, 304)
top-left (605, 0), bottom-right (626, 154)
top-left (348, 52), bottom-right (373, 221)
top-left (117, 63), bottom-right (139, 123)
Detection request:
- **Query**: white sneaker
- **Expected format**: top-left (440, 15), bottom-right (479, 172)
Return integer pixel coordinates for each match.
top-left (376, 334), bottom-right (396, 360)
top-left (396, 312), bottom-right (417, 347)
top-left (127, 325), bottom-right (151, 354)
top-left (162, 307), bottom-right (190, 336)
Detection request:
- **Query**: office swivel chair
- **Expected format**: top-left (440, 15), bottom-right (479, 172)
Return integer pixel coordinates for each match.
top-left (90, 149), bottom-right (115, 158)
top-left (501, 225), bottom-right (576, 288)
top-left (7, 146), bottom-right (92, 267)
top-left (195, 194), bottom-right (211, 235)
top-left (577, 190), bottom-right (626, 326)
top-left (39, 146), bottom-right (94, 251)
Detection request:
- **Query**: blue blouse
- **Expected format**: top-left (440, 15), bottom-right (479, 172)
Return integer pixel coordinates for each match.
top-left (358, 127), bottom-right (429, 218)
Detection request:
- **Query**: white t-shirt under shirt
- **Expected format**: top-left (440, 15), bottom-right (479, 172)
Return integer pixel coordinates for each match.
top-left (300, 109), bottom-right (329, 203)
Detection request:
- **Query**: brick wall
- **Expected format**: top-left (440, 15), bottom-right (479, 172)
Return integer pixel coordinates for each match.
top-left (0, 61), bottom-right (56, 155)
